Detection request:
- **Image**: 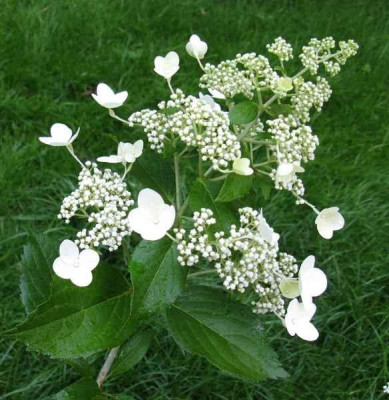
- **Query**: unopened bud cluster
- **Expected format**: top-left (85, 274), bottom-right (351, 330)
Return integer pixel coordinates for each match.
top-left (291, 76), bottom-right (332, 123)
top-left (130, 89), bottom-right (241, 169)
top-left (266, 37), bottom-right (294, 61)
top-left (300, 37), bottom-right (358, 76)
top-left (175, 208), bottom-right (219, 266)
top-left (175, 207), bottom-right (299, 317)
top-left (267, 115), bottom-right (319, 164)
top-left (59, 162), bottom-right (134, 251)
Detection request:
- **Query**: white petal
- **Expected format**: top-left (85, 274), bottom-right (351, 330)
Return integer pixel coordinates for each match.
top-left (78, 249), bottom-right (99, 271)
top-left (138, 223), bottom-right (168, 241)
top-left (59, 240), bottom-right (79, 264)
top-left (124, 153), bottom-right (136, 163)
top-left (70, 269), bottom-right (93, 287)
top-left (97, 155), bottom-right (123, 163)
top-left (165, 51), bottom-right (179, 66)
top-left (133, 140), bottom-right (144, 158)
top-left (208, 88), bottom-right (226, 99)
top-left (96, 83), bottom-right (115, 98)
top-left (39, 137), bottom-right (58, 146)
top-left (302, 268), bottom-right (327, 298)
top-left (128, 208), bottom-right (146, 234)
top-left (316, 220), bottom-right (334, 239)
top-left (137, 188), bottom-right (164, 211)
top-left (115, 91), bottom-right (128, 104)
top-left (53, 257), bottom-right (72, 279)
top-left (51, 123), bottom-right (72, 143)
top-left (277, 163), bottom-right (294, 176)
top-left (68, 128), bottom-right (80, 144)
top-left (299, 255), bottom-right (315, 276)
top-left (158, 204), bottom-right (176, 232)
top-left (295, 320), bottom-right (319, 341)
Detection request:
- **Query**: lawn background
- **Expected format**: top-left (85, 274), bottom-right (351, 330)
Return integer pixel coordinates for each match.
top-left (0, 0), bottom-right (388, 399)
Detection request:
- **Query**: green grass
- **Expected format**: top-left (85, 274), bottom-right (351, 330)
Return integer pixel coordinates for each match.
top-left (0, 0), bottom-right (388, 398)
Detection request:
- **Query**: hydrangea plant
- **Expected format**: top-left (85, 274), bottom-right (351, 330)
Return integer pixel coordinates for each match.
top-left (7, 34), bottom-right (358, 396)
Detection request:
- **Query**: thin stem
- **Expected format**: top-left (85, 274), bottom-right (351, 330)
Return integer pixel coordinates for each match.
top-left (204, 165), bottom-right (214, 177)
top-left (209, 174), bottom-right (228, 182)
top-left (292, 192), bottom-right (320, 214)
top-left (121, 163), bottom-right (132, 180)
top-left (188, 269), bottom-right (218, 278)
top-left (66, 145), bottom-right (85, 168)
top-left (166, 232), bottom-right (178, 243)
top-left (178, 196), bottom-right (189, 218)
top-left (96, 347), bottom-right (120, 388)
top-left (108, 109), bottom-right (130, 125)
top-left (196, 57), bottom-right (206, 72)
top-left (256, 169), bottom-right (271, 176)
top-left (174, 153), bottom-right (181, 210)
top-left (198, 154), bottom-right (203, 177)
top-left (167, 78), bottom-right (174, 95)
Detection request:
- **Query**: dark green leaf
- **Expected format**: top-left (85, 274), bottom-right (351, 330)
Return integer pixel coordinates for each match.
top-left (166, 285), bottom-right (288, 382)
top-left (110, 330), bottom-right (154, 377)
top-left (9, 265), bottom-right (134, 359)
top-left (253, 175), bottom-right (273, 201)
top-left (130, 151), bottom-right (175, 202)
top-left (229, 101), bottom-right (258, 125)
top-left (50, 378), bottom-right (100, 400)
top-left (65, 358), bottom-right (96, 378)
top-left (216, 174), bottom-right (253, 202)
top-left (266, 104), bottom-right (293, 117)
top-left (20, 233), bottom-right (54, 313)
top-left (190, 179), bottom-right (238, 232)
top-left (129, 238), bottom-right (187, 319)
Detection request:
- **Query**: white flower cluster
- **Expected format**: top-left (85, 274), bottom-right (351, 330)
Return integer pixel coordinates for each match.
top-left (59, 162), bottom-right (134, 251)
top-left (214, 208), bottom-right (295, 316)
top-left (200, 59), bottom-right (255, 99)
top-left (236, 53), bottom-right (280, 90)
top-left (300, 37), bottom-right (358, 76)
top-left (267, 114), bottom-right (319, 164)
top-left (266, 37), bottom-right (294, 61)
top-left (130, 89), bottom-right (241, 169)
top-left (175, 208), bottom-right (219, 267)
top-left (175, 207), bottom-right (299, 317)
top-left (292, 76), bottom-right (332, 123)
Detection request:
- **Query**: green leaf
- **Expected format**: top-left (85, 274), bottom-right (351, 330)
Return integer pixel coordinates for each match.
top-left (190, 179), bottom-right (238, 232)
top-left (130, 150), bottom-right (175, 202)
top-left (266, 104), bottom-right (293, 117)
top-left (20, 233), bottom-right (54, 313)
top-left (160, 106), bottom-right (181, 116)
top-left (129, 238), bottom-right (187, 319)
top-left (253, 175), bottom-right (273, 201)
top-left (166, 286), bottom-right (288, 382)
top-left (229, 101), bottom-right (258, 125)
top-left (9, 265), bottom-right (133, 359)
top-left (216, 174), bottom-right (253, 202)
top-left (110, 329), bottom-right (154, 377)
top-left (50, 378), bottom-right (100, 400)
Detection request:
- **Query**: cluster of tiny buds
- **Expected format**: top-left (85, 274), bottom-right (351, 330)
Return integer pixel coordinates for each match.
top-left (59, 162), bottom-right (134, 251)
top-left (235, 53), bottom-right (280, 90)
top-left (267, 115), bottom-right (319, 164)
top-left (291, 76), bottom-right (332, 123)
top-left (130, 89), bottom-right (241, 168)
top-left (200, 59), bottom-right (255, 99)
top-left (300, 37), bottom-right (358, 76)
top-left (175, 208), bottom-right (219, 267)
top-left (270, 169), bottom-right (305, 196)
top-left (266, 37), bottom-right (294, 62)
